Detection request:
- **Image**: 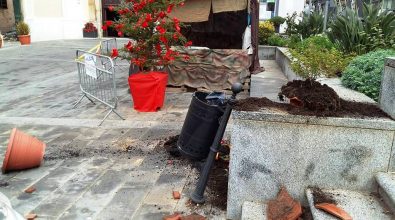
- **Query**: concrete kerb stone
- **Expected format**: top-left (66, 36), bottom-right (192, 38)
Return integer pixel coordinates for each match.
top-left (306, 188), bottom-right (393, 220)
top-left (227, 109), bottom-right (395, 220)
top-left (376, 172), bottom-right (395, 214)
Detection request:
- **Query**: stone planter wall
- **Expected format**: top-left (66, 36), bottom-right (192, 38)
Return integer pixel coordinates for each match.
top-left (227, 110), bottom-right (395, 220)
top-left (380, 58), bottom-right (395, 119)
top-left (258, 45), bottom-right (276, 60)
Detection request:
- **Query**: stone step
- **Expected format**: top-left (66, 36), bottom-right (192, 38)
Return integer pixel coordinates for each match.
top-left (241, 201), bottom-right (267, 220)
top-left (306, 188), bottom-right (393, 220)
top-left (376, 172), bottom-right (395, 214)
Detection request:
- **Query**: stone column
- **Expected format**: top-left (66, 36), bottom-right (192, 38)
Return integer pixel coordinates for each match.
top-left (379, 57), bottom-right (395, 119)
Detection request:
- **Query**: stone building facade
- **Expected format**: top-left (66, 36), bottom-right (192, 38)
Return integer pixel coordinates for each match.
top-left (0, 0), bottom-right (15, 33)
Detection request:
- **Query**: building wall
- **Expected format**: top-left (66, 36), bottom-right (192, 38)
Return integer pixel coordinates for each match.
top-left (0, 0), bottom-right (15, 33)
top-left (21, 0), bottom-right (100, 42)
top-left (259, 0), bottom-right (305, 33)
top-left (277, 0), bottom-right (305, 33)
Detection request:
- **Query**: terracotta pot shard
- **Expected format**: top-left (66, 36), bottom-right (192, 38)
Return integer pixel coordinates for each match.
top-left (268, 187), bottom-right (303, 220)
top-left (315, 203), bottom-right (352, 220)
top-left (289, 97), bottom-right (304, 107)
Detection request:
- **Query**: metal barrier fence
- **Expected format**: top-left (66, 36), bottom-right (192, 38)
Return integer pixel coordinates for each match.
top-left (74, 49), bottom-right (124, 126)
top-left (100, 38), bottom-right (127, 71)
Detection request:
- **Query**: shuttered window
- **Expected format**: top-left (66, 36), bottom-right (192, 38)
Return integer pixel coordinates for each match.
top-left (0, 0), bottom-right (7, 9)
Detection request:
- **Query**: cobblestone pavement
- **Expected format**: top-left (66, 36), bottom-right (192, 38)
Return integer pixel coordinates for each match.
top-left (0, 40), bottom-right (227, 219)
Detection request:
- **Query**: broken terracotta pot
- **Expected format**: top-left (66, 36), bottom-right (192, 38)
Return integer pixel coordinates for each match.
top-left (289, 97), bottom-right (304, 107)
top-left (315, 203), bottom-right (352, 220)
top-left (2, 128), bottom-right (46, 173)
top-left (267, 187), bottom-right (302, 220)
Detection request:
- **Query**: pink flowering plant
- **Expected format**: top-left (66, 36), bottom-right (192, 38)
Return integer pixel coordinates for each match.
top-left (104, 0), bottom-right (192, 71)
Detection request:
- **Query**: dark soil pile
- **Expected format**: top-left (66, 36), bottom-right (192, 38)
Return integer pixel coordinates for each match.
top-left (279, 79), bottom-right (341, 111)
top-left (162, 135), bottom-right (229, 210)
top-left (235, 80), bottom-right (390, 118)
top-left (311, 187), bottom-right (337, 205)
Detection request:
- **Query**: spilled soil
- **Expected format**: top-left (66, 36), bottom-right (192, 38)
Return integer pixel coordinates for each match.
top-left (162, 135), bottom-right (229, 210)
top-left (43, 134), bottom-right (229, 211)
top-left (235, 79), bottom-right (390, 118)
top-left (311, 187), bottom-right (337, 205)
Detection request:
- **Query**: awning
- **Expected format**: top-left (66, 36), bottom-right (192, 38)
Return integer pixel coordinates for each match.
top-left (170, 0), bottom-right (248, 22)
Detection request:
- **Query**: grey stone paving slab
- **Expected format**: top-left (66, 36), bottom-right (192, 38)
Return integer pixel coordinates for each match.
top-left (96, 185), bottom-right (151, 220)
top-left (376, 172), bottom-right (395, 214)
top-left (306, 188), bottom-right (393, 220)
top-left (32, 158), bottom-right (114, 217)
top-left (241, 201), bottom-right (266, 220)
top-left (131, 204), bottom-right (173, 220)
top-left (11, 158), bottom-right (92, 215)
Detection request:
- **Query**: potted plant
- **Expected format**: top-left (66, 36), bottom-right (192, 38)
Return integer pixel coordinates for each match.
top-left (83, 22), bottom-right (98, 38)
top-left (16, 21), bottom-right (30, 45)
top-left (105, 0), bottom-right (191, 112)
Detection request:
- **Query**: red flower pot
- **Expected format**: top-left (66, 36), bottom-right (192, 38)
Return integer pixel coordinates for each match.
top-left (18, 35), bottom-right (31, 45)
top-left (128, 71), bottom-right (168, 112)
top-left (2, 128), bottom-right (46, 173)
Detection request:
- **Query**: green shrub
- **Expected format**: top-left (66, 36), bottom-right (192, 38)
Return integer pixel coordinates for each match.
top-left (341, 49), bottom-right (395, 101)
top-left (285, 12), bottom-right (324, 39)
top-left (290, 35), bottom-right (353, 78)
top-left (267, 35), bottom-right (288, 47)
top-left (269, 16), bottom-right (286, 27)
top-left (297, 35), bottom-right (337, 50)
top-left (327, 3), bottom-right (395, 55)
top-left (16, 21), bottom-right (30, 35)
top-left (258, 21), bottom-right (275, 45)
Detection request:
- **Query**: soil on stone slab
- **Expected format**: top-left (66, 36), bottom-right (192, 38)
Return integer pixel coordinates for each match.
top-left (235, 80), bottom-right (390, 118)
top-left (279, 79), bottom-right (341, 112)
top-left (311, 187), bottom-right (337, 205)
top-left (162, 135), bottom-right (229, 210)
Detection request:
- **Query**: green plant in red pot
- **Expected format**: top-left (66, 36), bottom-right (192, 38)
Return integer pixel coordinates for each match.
top-left (16, 21), bottom-right (31, 45)
top-left (105, 0), bottom-right (191, 112)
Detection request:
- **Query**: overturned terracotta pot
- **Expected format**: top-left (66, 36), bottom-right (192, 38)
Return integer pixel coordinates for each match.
top-left (2, 128), bottom-right (46, 173)
top-left (315, 203), bottom-right (352, 220)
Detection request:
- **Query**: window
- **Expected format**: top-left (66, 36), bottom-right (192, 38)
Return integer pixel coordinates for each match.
top-left (0, 0), bottom-right (7, 9)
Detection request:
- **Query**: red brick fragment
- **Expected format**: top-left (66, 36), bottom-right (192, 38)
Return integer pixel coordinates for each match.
top-left (24, 186), bottom-right (36, 193)
top-left (173, 191), bottom-right (181, 199)
top-left (181, 214), bottom-right (207, 220)
top-left (163, 213), bottom-right (182, 220)
top-left (25, 213), bottom-right (37, 220)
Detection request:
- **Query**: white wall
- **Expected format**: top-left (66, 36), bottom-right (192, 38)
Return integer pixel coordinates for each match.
top-left (277, 0), bottom-right (305, 33)
top-left (259, 3), bottom-right (272, 20)
top-left (21, 0), bottom-right (98, 42)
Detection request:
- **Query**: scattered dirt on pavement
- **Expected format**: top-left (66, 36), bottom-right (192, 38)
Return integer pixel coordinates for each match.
top-left (43, 139), bottom-right (159, 161)
top-left (311, 187), bottom-right (337, 205)
top-left (0, 182), bottom-right (9, 187)
top-left (235, 80), bottom-right (390, 118)
top-left (163, 135), bottom-right (182, 158)
top-left (161, 135), bottom-right (230, 211)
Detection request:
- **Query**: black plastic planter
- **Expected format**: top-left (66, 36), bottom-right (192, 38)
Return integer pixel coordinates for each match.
top-left (83, 31), bottom-right (98, 38)
top-left (177, 92), bottom-right (225, 160)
